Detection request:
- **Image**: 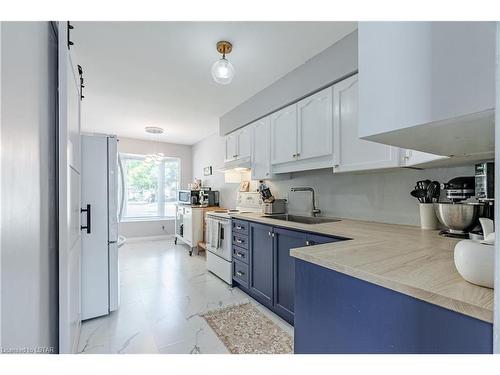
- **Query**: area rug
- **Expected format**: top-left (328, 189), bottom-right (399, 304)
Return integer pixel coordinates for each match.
top-left (200, 302), bottom-right (293, 354)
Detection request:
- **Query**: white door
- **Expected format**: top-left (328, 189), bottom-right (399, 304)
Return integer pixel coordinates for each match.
top-left (271, 104), bottom-right (297, 165)
top-left (224, 133), bottom-right (238, 162)
top-left (251, 117), bottom-right (272, 180)
top-left (58, 21), bottom-right (82, 353)
top-left (237, 126), bottom-right (252, 160)
top-left (333, 74), bottom-right (401, 173)
top-left (297, 86), bottom-right (333, 161)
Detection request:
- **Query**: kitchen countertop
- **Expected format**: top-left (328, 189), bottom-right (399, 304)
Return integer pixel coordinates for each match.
top-left (231, 212), bottom-right (494, 323)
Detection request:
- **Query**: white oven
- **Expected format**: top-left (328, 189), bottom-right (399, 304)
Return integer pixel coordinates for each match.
top-left (205, 215), bottom-right (232, 284)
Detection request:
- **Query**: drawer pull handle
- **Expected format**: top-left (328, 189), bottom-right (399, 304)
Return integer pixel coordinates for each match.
top-left (236, 271), bottom-right (245, 277)
top-left (236, 252), bottom-right (245, 258)
top-left (268, 231), bottom-right (272, 236)
top-left (306, 240), bottom-right (315, 246)
top-left (236, 225), bottom-right (243, 230)
top-left (236, 239), bottom-right (243, 244)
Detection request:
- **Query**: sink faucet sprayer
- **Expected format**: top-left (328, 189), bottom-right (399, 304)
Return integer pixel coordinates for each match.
top-left (290, 187), bottom-right (321, 217)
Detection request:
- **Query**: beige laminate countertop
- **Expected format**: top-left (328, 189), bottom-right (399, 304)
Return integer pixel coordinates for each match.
top-left (231, 213), bottom-right (494, 323)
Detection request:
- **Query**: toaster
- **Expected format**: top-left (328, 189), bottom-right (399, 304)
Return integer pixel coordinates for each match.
top-left (262, 199), bottom-right (287, 215)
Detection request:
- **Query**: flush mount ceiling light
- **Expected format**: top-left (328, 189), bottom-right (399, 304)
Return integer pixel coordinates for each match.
top-left (144, 126), bottom-right (165, 164)
top-left (211, 41), bottom-right (235, 85)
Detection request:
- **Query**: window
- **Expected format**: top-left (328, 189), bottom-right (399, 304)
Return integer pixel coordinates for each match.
top-left (120, 153), bottom-right (180, 220)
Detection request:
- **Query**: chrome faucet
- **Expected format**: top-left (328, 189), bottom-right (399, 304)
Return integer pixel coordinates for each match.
top-left (290, 187), bottom-right (321, 217)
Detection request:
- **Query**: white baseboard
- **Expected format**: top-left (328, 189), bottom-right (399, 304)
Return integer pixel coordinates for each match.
top-left (124, 234), bottom-right (174, 243)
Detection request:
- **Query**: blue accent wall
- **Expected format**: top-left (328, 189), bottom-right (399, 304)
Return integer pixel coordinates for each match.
top-left (294, 260), bottom-right (493, 354)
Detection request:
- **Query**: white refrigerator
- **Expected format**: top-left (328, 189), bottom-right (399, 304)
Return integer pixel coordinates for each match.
top-left (81, 134), bottom-right (120, 320)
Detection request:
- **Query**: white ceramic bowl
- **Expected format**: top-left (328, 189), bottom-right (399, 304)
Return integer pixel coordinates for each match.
top-left (454, 240), bottom-right (494, 289)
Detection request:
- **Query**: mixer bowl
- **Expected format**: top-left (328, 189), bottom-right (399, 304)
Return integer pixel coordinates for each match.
top-left (434, 203), bottom-right (485, 233)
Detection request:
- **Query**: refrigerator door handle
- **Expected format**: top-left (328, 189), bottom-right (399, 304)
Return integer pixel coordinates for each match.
top-left (118, 154), bottom-right (125, 222)
top-left (80, 204), bottom-right (91, 234)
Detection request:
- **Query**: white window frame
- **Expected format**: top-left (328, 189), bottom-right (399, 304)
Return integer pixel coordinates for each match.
top-left (120, 153), bottom-right (181, 222)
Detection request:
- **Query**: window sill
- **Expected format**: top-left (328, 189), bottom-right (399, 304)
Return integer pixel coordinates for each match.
top-left (120, 217), bottom-right (175, 223)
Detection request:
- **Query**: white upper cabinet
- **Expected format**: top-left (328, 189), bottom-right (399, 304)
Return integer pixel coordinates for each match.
top-left (224, 132), bottom-right (238, 162)
top-left (270, 87), bottom-right (334, 173)
top-left (237, 125), bottom-right (252, 160)
top-left (333, 74), bottom-right (401, 173)
top-left (270, 104), bottom-right (297, 165)
top-left (224, 126), bottom-right (252, 163)
top-left (251, 117), bottom-right (272, 180)
top-left (297, 86), bottom-right (333, 161)
top-left (403, 149), bottom-right (448, 168)
top-left (358, 22), bottom-right (495, 159)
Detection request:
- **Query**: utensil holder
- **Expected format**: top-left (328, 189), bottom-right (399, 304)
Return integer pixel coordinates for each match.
top-left (419, 203), bottom-right (439, 230)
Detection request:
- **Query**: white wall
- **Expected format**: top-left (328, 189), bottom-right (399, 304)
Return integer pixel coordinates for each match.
top-left (117, 137), bottom-right (192, 237)
top-left (192, 133), bottom-right (475, 226)
top-left (0, 22), bottom-right (58, 352)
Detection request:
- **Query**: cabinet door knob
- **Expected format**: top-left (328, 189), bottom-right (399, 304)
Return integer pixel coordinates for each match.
top-left (306, 240), bottom-right (315, 246)
top-left (236, 271), bottom-right (245, 277)
top-left (236, 239), bottom-right (243, 244)
top-left (236, 252), bottom-right (244, 258)
top-left (236, 225), bottom-right (243, 230)
top-left (268, 231), bottom-right (272, 236)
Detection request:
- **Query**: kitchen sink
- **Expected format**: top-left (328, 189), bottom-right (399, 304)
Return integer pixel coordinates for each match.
top-left (263, 214), bottom-right (341, 224)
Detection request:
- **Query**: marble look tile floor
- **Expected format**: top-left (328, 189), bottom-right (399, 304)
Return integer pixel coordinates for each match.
top-left (78, 237), bottom-right (293, 354)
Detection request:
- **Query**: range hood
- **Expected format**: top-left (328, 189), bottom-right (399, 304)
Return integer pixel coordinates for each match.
top-left (364, 109), bottom-right (495, 164)
top-left (219, 156), bottom-right (252, 172)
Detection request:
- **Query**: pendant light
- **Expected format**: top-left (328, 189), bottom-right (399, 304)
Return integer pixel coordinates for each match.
top-left (144, 126), bottom-right (165, 164)
top-left (211, 41), bottom-right (235, 85)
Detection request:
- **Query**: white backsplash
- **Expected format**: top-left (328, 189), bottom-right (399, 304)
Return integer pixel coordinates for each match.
top-left (265, 166), bottom-right (475, 226)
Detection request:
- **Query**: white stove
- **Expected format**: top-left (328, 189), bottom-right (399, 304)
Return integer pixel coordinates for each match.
top-left (205, 192), bottom-right (262, 284)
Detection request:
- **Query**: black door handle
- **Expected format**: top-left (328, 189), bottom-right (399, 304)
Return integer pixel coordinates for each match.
top-left (81, 204), bottom-right (91, 234)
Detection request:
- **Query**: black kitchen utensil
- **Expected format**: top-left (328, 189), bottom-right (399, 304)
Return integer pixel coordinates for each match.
top-left (411, 189), bottom-right (427, 203)
top-left (426, 182), bottom-right (437, 203)
top-left (430, 181), bottom-right (441, 202)
top-left (417, 180), bottom-right (431, 191)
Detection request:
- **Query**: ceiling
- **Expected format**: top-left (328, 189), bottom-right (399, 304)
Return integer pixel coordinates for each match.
top-left (74, 21), bottom-right (357, 145)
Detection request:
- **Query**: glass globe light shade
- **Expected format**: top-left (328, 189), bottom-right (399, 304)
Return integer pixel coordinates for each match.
top-left (211, 58), bottom-right (234, 85)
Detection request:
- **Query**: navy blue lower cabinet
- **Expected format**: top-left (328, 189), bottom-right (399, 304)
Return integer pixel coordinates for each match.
top-left (273, 228), bottom-right (307, 324)
top-left (248, 222), bottom-right (274, 308)
top-left (294, 260), bottom-right (493, 354)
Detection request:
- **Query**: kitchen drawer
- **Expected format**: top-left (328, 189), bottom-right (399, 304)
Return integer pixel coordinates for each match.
top-left (233, 259), bottom-right (249, 288)
top-left (232, 233), bottom-right (249, 249)
top-left (232, 219), bottom-right (249, 235)
top-left (232, 245), bottom-right (249, 264)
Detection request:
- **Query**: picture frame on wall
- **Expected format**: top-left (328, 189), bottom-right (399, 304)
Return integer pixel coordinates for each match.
top-left (204, 166), bottom-right (212, 176)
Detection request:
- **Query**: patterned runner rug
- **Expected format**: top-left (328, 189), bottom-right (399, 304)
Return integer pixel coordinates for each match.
top-left (201, 302), bottom-right (293, 354)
